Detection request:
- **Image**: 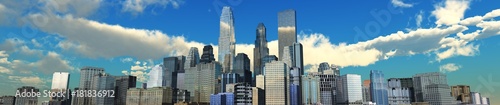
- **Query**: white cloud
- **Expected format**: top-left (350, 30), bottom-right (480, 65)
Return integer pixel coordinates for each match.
top-left (460, 16), bottom-right (483, 26)
top-left (432, 0), bottom-right (470, 26)
top-left (391, 0), bottom-right (414, 8)
top-left (483, 9), bottom-right (500, 20)
top-left (31, 39), bottom-right (42, 48)
top-left (0, 50), bottom-right (8, 58)
top-left (439, 63), bottom-right (461, 73)
top-left (8, 76), bottom-right (46, 86)
top-left (42, 0), bottom-right (102, 17)
top-left (120, 57), bottom-right (134, 63)
top-left (0, 66), bottom-right (12, 74)
top-left (122, 0), bottom-right (182, 14)
top-left (416, 11), bottom-right (423, 27)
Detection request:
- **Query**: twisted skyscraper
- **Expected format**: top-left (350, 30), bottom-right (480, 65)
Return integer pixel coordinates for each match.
top-left (219, 6), bottom-right (236, 73)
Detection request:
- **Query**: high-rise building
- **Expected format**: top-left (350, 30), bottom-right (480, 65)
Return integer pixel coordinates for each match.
top-left (225, 83), bottom-right (253, 104)
top-left (424, 84), bottom-right (456, 105)
top-left (220, 73), bottom-right (240, 93)
top-left (363, 80), bottom-right (371, 102)
top-left (92, 73), bottom-right (115, 105)
top-left (278, 9), bottom-right (297, 60)
top-left (252, 87), bottom-right (265, 105)
top-left (77, 66), bottom-right (104, 105)
top-left (15, 86), bottom-right (38, 105)
top-left (412, 72), bottom-right (449, 102)
top-left (370, 70), bottom-right (389, 105)
top-left (470, 92), bottom-right (482, 104)
top-left (387, 78), bottom-right (412, 105)
top-left (318, 62), bottom-right (329, 73)
top-left (200, 45), bottom-right (215, 63)
top-left (451, 85), bottom-right (471, 104)
top-left (253, 23), bottom-right (269, 81)
top-left (263, 55), bottom-right (278, 64)
top-left (185, 47), bottom-right (200, 70)
top-left (50, 72), bottom-right (71, 105)
top-left (337, 74), bottom-right (363, 104)
top-left (291, 43), bottom-right (304, 70)
top-left (264, 61), bottom-right (288, 105)
top-left (233, 53), bottom-right (251, 83)
top-left (184, 61), bottom-right (221, 104)
top-left (1, 96), bottom-right (16, 105)
top-left (210, 93), bottom-right (234, 105)
top-left (147, 65), bottom-right (163, 88)
top-left (219, 6), bottom-right (236, 74)
top-left (302, 75), bottom-right (320, 105)
top-left (314, 73), bottom-right (336, 105)
top-left (481, 97), bottom-right (490, 105)
top-left (115, 76), bottom-right (137, 105)
top-left (163, 56), bottom-right (185, 88)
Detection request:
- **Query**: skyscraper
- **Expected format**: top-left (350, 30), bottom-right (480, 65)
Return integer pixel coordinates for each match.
top-left (233, 53), bottom-right (251, 83)
top-left (363, 80), bottom-right (371, 102)
top-left (264, 61), bottom-right (288, 105)
top-left (50, 72), bottom-right (70, 104)
top-left (220, 73), bottom-right (240, 93)
top-left (115, 76), bottom-right (136, 105)
top-left (314, 73), bottom-right (336, 105)
top-left (451, 85), bottom-right (471, 104)
top-left (291, 43), bottom-right (304, 71)
top-left (15, 86), bottom-right (39, 105)
top-left (185, 47), bottom-right (200, 70)
top-left (370, 70), bottom-right (389, 105)
top-left (412, 72), bottom-right (455, 105)
top-left (92, 73), bottom-right (115, 105)
top-left (184, 61), bottom-right (221, 104)
top-left (388, 78), bottom-right (412, 105)
top-left (253, 23), bottom-right (269, 86)
top-left (470, 92), bottom-right (482, 104)
top-left (337, 74), bottom-right (363, 104)
top-left (147, 65), bottom-right (163, 88)
top-left (302, 75), bottom-right (320, 105)
top-left (219, 6), bottom-right (236, 73)
top-left (278, 9), bottom-right (297, 60)
top-left (77, 67), bottom-right (104, 105)
top-left (200, 45), bottom-right (215, 63)
top-left (256, 75), bottom-right (265, 90)
top-left (318, 62), bottom-right (329, 73)
top-left (163, 56), bottom-right (185, 88)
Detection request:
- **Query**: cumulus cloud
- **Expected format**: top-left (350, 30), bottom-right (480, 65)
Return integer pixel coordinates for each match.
top-left (391, 0), bottom-right (414, 8)
top-left (432, 0), bottom-right (470, 26)
top-left (439, 63), bottom-right (461, 73)
top-left (123, 60), bottom-right (154, 82)
top-left (122, 0), bottom-right (183, 14)
top-left (8, 76), bottom-right (47, 86)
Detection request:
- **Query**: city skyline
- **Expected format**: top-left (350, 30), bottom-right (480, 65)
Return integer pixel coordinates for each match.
top-left (1, 0), bottom-right (500, 104)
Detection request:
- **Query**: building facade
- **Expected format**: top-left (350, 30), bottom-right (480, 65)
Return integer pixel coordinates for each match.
top-left (253, 23), bottom-right (269, 86)
top-left (450, 85), bottom-right (471, 104)
top-left (470, 92), bottom-right (482, 104)
top-left (387, 78), bottom-right (411, 105)
top-left (233, 53), bottom-right (251, 83)
top-left (221, 73), bottom-right (240, 93)
top-left (115, 76), bottom-right (137, 105)
top-left (148, 65), bottom-right (163, 88)
top-left (163, 56), bottom-right (185, 88)
top-left (424, 84), bottom-right (456, 105)
top-left (184, 61), bottom-right (221, 104)
top-left (264, 61), bottom-right (288, 105)
top-left (15, 86), bottom-right (38, 105)
top-left (412, 72), bottom-right (448, 102)
top-left (370, 70), bottom-right (389, 105)
top-left (77, 67), bottom-right (104, 105)
top-left (50, 72), bottom-right (71, 105)
top-left (313, 73), bottom-right (336, 105)
top-left (210, 93), bottom-right (234, 105)
top-left (278, 9), bottom-right (297, 60)
top-left (126, 87), bottom-right (175, 105)
top-left (302, 75), bottom-right (321, 105)
top-left (185, 47), bottom-right (200, 70)
top-left (362, 80), bottom-right (371, 102)
top-left (219, 6), bottom-right (236, 73)
top-left (337, 74), bottom-right (363, 104)
top-left (92, 73), bottom-right (115, 105)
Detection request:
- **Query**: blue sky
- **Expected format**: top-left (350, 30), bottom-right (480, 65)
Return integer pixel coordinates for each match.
top-left (0, 0), bottom-right (499, 104)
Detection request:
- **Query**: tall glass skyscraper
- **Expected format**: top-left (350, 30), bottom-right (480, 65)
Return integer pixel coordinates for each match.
top-left (185, 47), bottom-right (200, 70)
top-left (200, 45), bottom-right (215, 63)
top-left (114, 76), bottom-right (136, 105)
top-left (253, 23), bottom-right (269, 86)
top-left (370, 70), bottom-right (389, 105)
top-left (163, 56), bottom-right (185, 88)
top-left (337, 74), bottom-right (363, 104)
top-left (50, 72), bottom-right (70, 104)
top-left (278, 9), bottom-right (297, 60)
top-left (219, 6), bottom-right (236, 73)
top-left (233, 53), bottom-right (251, 83)
top-left (77, 67), bottom-right (104, 105)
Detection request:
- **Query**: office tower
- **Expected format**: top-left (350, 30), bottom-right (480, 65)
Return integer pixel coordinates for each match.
top-left (126, 87), bottom-right (175, 105)
top-left (370, 70), bottom-right (389, 105)
top-left (278, 9), bottom-right (297, 60)
top-left (185, 47), bottom-right (200, 70)
top-left (256, 75), bottom-right (265, 89)
top-left (424, 84), bottom-right (456, 105)
top-left (451, 85), bottom-right (471, 104)
top-left (173, 89), bottom-right (191, 103)
top-left (148, 65), bottom-right (163, 88)
top-left (219, 6), bottom-right (236, 73)
top-left (225, 83), bottom-right (253, 104)
top-left (291, 43), bottom-right (304, 70)
top-left (163, 56), bottom-right (185, 88)
top-left (221, 73), bottom-right (240, 92)
top-left (481, 97), bottom-right (490, 105)
top-left (318, 62), bottom-right (329, 73)
top-left (363, 80), bottom-right (371, 102)
top-left (115, 76), bottom-right (137, 105)
top-left (290, 84), bottom-right (299, 105)
top-left (388, 78), bottom-right (412, 105)
top-left (1, 96), bottom-right (16, 105)
top-left (184, 61), bottom-right (221, 104)
top-left (210, 93), bottom-right (234, 105)
top-left (177, 72), bottom-right (185, 90)
top-left (233, 53), bottom-right (251, 83)
top-left (264, 61), bottom-right (288, 105)
top-left (92, 73), bottom-right (115, 105)
top-left (252, 87), bottom-right (265, 105)
top-left (200, 45), bottom-right (215, 63)
top-left (253, 23), bottom-right (269, 79)
top-left (15, 86), bottom-right (38, 105)
top-left (470, 92), bottom-right (481, 104)
top-left (77, 66), bottom-right (104, 105)
top-left (313, 73), bottom-right (336, 105)
top-left (50, 72), bottom-right (70, 105)
top-left (337, 74), bottom-right (363, 104)
top-left (263, 55), bottom-right (278, 63)
top-left (289, 67), bottom-right (302, 105)
top-left (412, 72), bottom-right (449, 102)
top-left (302, 75), bottom-right (321, 105)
